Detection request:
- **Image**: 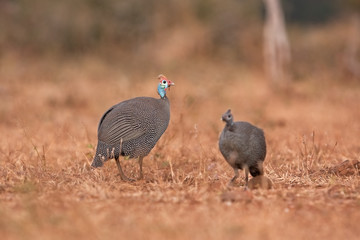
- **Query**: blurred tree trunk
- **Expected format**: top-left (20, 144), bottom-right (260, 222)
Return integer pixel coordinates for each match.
top-left (263, 0), bottom-right (291, 87)
top-left (344, 13), bottom-right (360, 78)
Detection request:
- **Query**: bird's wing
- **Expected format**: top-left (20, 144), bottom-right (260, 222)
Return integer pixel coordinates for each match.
top-left (97, 106), bottom-right (148, 145)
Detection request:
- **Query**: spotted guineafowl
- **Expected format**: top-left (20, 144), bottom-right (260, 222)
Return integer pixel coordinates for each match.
top-left (219, 109), bottom-right (266, 187)
top-left (91, 75), bottom-right (175, 181)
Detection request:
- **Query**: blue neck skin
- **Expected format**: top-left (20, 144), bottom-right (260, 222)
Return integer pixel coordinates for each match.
top-left (158, 83), bottom-right (166, 98)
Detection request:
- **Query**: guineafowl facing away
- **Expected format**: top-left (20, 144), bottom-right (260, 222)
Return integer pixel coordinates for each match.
top-left (91, 75), bottom-right (174, 181)
top-left (219, 109), bottom-right (266, 187)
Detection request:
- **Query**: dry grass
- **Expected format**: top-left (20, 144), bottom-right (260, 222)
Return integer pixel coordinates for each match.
top-left (0, 54), bottom-right (360, 240)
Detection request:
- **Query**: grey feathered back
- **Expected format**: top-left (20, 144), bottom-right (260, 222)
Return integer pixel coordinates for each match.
top-left (92, 96), bottom-right (170, 167)
top-left (219, 109), bottom-right (266, 178)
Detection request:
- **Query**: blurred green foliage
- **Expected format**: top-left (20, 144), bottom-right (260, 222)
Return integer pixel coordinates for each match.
top-left (0, 0), bottom-right (349, 57)
top-left (0, 0), bottom-right (159, 53)
top-left (282, 0), bottom-right (340, 24)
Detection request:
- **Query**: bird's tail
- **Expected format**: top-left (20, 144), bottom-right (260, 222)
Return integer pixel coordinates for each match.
top-left (91, 154), bottom-right (104, 168)
top-left (91, 141), bottom-right (110, 167)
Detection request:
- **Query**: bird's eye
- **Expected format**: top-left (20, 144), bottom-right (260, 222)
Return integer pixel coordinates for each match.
top-left (162, 80), bottom-right (167, 84)
top-left (228, 115), bottom-right (231, 118)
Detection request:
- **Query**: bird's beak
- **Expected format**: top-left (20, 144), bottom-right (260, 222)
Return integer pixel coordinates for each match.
top-left (167, 81), bottom-right (174, 91)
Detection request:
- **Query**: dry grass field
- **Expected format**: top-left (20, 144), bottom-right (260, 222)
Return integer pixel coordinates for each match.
top-left (0, 52), bottom-right (359, 240)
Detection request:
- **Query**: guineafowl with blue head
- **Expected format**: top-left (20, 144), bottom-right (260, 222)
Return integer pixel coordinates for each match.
top-left (91, 75), bottom-right (175, 181)
top-left (219, 109), bottom-right (266, 188)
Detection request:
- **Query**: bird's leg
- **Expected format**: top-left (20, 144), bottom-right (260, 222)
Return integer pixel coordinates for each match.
top-left (115, 157), bottom-right (134, 182)
top-left (115, 138), bottom-right (134, 181)
top-left (137, 156), bottom-right (144, 180)
top-left (244, 165), bottom-right (249, 190)
top-left (227, 168), bottom-right (239, 187)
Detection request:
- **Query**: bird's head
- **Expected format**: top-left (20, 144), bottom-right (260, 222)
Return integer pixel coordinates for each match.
top-left (157, 74), bottom-right (175, 98)
top-left (222, 109), bottom-right (234, 125)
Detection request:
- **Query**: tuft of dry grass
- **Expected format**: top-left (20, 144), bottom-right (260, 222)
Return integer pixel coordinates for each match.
top-left (0, 54), bottom-right (360, 240)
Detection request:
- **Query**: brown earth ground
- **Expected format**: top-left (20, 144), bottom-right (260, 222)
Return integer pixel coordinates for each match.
top-left (0, 54), bottom-right (359, 240)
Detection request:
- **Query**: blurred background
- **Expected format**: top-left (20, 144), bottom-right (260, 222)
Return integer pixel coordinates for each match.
top-left (1, 0), bottom-right (360, 81)
top-left (1, 0), bottom-right (360, 151)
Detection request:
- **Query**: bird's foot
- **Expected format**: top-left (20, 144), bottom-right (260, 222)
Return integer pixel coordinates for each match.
top-left (137, 173), bottom-right (144, 181)
top-left (123, 177), bottom-right (136, 182)
top-left (117, 173), bottom-right (135, 182)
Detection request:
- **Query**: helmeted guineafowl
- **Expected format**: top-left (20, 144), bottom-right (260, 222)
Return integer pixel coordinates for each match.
top-left (91, 74), bottom-right (175, 181)
top-left (219, 109), bottom-right (266, 187)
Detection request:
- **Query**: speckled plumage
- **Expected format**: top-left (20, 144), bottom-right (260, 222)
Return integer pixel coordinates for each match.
top-left (91, 75), bottom-right (174, 181)
top-left (219, 109), bottom-right (266, 186)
